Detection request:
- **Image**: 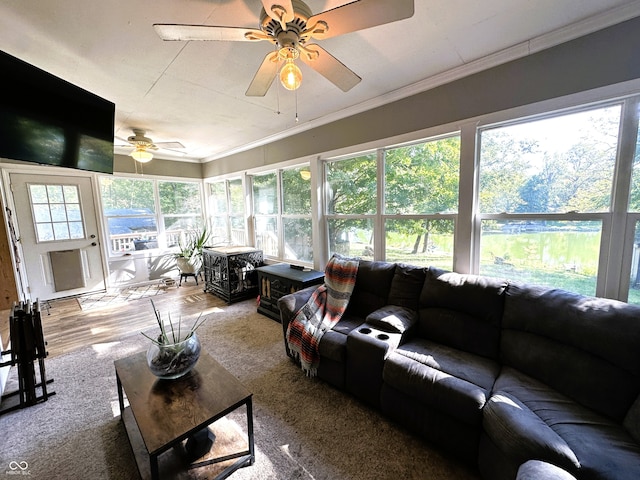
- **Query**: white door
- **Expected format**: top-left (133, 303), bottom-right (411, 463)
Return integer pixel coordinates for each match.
top-left (9, 172), bottom-right (106, 301)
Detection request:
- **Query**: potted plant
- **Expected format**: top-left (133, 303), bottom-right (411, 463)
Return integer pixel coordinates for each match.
top-left (175, 227), bottom-right (210, 275)
top-left (142, 299), bottom-right (207, 379)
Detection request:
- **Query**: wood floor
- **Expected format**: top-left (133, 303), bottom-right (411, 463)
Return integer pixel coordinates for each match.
top-left (1, 283), bottom-right (229, 358)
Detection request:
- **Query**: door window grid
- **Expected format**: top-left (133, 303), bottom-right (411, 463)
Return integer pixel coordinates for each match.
top-left (29, 184), bottom-right (85, 242)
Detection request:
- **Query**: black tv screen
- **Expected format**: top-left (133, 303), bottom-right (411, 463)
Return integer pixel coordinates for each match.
top-left (0, 50), bottom-right (115, 174)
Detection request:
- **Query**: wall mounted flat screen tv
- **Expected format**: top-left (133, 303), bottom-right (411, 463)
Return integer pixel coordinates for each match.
top-left (0, 50), bottom-right (115, 174)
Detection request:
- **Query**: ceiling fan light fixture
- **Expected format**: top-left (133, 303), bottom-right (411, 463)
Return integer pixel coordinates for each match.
top-left (131, 146), bottom-right (154, 163)
top-left (280, 59), bottom-right (302, 90)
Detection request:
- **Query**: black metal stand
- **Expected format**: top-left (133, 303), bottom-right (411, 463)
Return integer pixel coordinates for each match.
top-left (0, 300), bottom-right (55, 416)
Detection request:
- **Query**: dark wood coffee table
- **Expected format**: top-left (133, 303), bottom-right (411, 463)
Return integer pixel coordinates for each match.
top-left (115, 351), bottom-right (254, 480)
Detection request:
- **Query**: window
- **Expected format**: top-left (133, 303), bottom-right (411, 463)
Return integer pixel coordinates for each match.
top-left (208, 178), bottom-right (246, 246)
top-left (99, 176), bottom-right (204, 254)
top-left (252, 166), bottom-right (313, 263)
top-left (383, 136), bottom-right (459, 268)
top-left (159, 180), bottom-right (204, 248)
top-left (282, 167), bottom-right (312, 263)
top-left (29, 184), bottom-right (85, 242)
top-left (325, 153), bottom-right (377, 259)
top-left (253, 172), bottom-right (278, 257)
top-left (478, 105), bottom-right (622, 295)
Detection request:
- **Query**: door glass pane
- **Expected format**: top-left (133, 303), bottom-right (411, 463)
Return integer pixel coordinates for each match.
top-left (385, 218), bottom-right (454, 269)
top-left (479, 106), bottom-right (621, 214)
top-left (328, 218), bottom-right (374, 260)
top-left (480, 220), bottom-right (602, 295)
top-left (29, 183), bottom-right (85, 242)
top-left (209, 182), bottom-right (228, 215)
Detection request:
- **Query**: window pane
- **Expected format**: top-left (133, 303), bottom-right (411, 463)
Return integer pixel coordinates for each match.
top-left (385, 218), bottom-right (454, 269)
top-left (628, 103), bottom-right (640, 212)
top-left (479, 106), bottom-right (621, 214)
top-left (229, 179), bottom-right (244, 215)
top-left (99, 177), bottom-right (155, 212)
top-left (106, 216), bottom-right (157, 252)
top-left (159, 181), bottom-right (201, 215)
top-left (210, 217), bottom-right (227, 244)
top-left (282, 167), bottom-right (311, 215)
top-left (328, 218), bottom-right (373, 260)
top-left (326, 154), bottom-right (377, 215)
top-left (629, 220), bottom-right (640, 304)
top-left (230, 216), bottom-right (246, 245)
top-left (255, 217), bottom-right (278, 256)
top-left (209, 182), bottom-right (228, 215)
top-left (479, 220), bottom-right (602, 295)
top-left (284, 218), bottom-right (313, 263)
top-left (385, 137), bottom-right (460, 214)
top-left (253, 173), bottom-right (277, 215)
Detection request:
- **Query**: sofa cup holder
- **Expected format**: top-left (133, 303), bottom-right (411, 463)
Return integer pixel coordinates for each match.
top-left (358, 327), bottom-right (391, 342)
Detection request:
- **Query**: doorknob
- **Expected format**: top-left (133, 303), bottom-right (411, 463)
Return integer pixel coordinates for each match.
top-left (91, 242), bottom-right (97, 246)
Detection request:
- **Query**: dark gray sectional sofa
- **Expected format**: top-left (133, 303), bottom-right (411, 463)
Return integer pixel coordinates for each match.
top-left (278, 260), bottom-right (640, 480)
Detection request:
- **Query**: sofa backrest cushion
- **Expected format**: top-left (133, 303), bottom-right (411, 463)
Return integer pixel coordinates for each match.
top-left (346, 260), bottom-right (396, 319)
top-left (387, 263), bottom-right (427, 311)
top-left (418, 267), bottom-right (508, 360)
top-left (501, 283), bottom-right (640, 421)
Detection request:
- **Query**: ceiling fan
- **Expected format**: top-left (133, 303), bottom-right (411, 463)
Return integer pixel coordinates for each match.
top-left (153, 0), bottom-right (415, 96)
top-left (116, 129), bottom-right (186, 163)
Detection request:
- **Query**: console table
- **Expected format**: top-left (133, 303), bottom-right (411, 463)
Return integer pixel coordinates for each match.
top-left (256, 263), bottom-right (324, 322)
top-left (202, 247), bottom-right (263, 304)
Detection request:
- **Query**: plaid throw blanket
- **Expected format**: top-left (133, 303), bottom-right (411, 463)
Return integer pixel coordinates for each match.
top-left (286, 254), bottom-right (359, 376)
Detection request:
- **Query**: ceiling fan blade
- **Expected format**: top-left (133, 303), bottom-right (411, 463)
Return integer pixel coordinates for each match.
top-left (156, 141), bottom-right (186, 150)
top-left (306, 0), bottom-right (414, 40)
top-left (153, 24), bottom-right (269, 42)
top-left (246, 51), bottom-right (280, 96)
top-left (299, 44), bottom-right (361, 92)
top-left (260, 0), bottom-right (294, 28)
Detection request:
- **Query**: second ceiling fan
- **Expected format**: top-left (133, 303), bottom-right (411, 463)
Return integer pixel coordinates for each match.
top-left (153, 0), bottom-right (414, 96)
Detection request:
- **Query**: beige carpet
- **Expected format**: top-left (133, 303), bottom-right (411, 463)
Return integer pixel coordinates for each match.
top-left (0, 299), bottom-right (480, 480)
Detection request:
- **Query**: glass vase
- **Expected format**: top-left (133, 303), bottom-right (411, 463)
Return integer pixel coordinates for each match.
top-left (146, 333), bottom-right (201, 380)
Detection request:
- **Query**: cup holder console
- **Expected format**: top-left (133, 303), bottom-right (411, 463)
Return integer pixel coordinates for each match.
top-left (357, 326), bottom-right (392, 342)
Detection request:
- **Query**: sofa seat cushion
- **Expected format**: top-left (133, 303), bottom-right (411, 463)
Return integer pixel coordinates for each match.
top-left (382, 339), bottom-right (500, 426)
top-left (487, 367), bottom-right (640, 480)
top-left (318, 315), bottom-right (365, 362)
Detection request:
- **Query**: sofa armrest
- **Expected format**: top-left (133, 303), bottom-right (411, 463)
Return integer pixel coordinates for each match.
top-left (365, 305), bottom-right (418, 341)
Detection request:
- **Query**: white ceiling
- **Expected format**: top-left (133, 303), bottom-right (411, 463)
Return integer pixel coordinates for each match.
top-left (1, 0), bottom-right (640, 163)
